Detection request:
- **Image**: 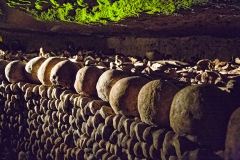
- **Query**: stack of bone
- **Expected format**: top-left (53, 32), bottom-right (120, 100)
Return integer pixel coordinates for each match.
top-left (1, 49), bottom-right (240, 160)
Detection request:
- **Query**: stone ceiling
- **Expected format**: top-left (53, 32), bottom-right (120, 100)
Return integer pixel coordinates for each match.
top-left (1, 1), bottom-right (240, 38)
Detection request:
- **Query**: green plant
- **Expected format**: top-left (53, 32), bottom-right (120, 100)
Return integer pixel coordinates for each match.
top-left (7, 0), bottom-right (209, 24)
top-left (57, 3), bottom-right (73, 21)
top-left (50, 0), bottom-right (60, 8)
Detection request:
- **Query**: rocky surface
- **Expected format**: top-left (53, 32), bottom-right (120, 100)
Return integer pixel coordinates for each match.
top-left (1, 1), bottom-right (240, 61)
top-left (0, 1), bottom-right (240, 38)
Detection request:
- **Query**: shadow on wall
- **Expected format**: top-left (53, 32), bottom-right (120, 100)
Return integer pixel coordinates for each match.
top-left (0, 0), bottom-right (7, 22)
top-left (1, 32), bottom-right (240, 62)
top-left (0, 32), bottom-right (108, 53)
top-left (107, 36), bottom-right (240, 61)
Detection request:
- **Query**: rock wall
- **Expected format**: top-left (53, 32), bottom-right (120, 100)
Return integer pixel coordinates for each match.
top-left (107, 36), bottom-right (240, 61)
top-left (1, 32), bottom-right (240, 61)
top-left (0, 32), bottom-right (107, 52)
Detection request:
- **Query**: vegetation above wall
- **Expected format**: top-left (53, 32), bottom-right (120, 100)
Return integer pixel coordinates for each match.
top-left (2, 0), bottom-right (240, 38)
top-left (6, 0), bottom-right (210, 24)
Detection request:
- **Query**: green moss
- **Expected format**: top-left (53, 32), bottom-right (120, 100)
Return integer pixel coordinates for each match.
top-left (57, 3), bottom-right (73, 21)
top-left (35, 1), bottom-right (43, 10)
top-left (49, 0), bottom-right (60, 8)
top-left (38, 8), bottom-right (57, 21)
top-left (76, 0), bottom-right (84, 6)
top-left (7, 0), bottom-right (209, 24)
top-left (7, 0), bottom-right (31, 8)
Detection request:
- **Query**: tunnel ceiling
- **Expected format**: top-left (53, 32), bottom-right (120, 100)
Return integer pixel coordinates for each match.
top-left (1, 0), bottom-right (240, 38)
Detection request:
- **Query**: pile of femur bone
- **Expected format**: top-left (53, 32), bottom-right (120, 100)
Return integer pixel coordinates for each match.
top-left (1, 47), bottom-right (240, 160)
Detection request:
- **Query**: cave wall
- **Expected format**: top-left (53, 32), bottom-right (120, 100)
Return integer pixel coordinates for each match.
top-left (1, 31), bottom-right (240, 61)
top-left (0, 32), bottom-right (107, 52)
top-left (107, 36), bottom-right (240, 61)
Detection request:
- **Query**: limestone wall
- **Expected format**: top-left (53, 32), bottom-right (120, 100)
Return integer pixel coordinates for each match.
top-left (107, 36), bottom-right (240, 61)
top-left (1, 32), bottom-right (240, 62)
top-left (0, 32), bottom-right (107, 52)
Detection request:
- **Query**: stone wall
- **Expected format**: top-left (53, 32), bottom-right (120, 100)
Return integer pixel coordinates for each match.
top-left (1, 32), bottom-right (240, 61)
top-left (0, 31), bottom-right (107, 52)
top-left (107, 36), bottom-right (240, 61)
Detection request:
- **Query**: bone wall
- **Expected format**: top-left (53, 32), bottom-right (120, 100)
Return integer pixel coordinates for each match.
top-left (0, 80), bottom-right (221, 159)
